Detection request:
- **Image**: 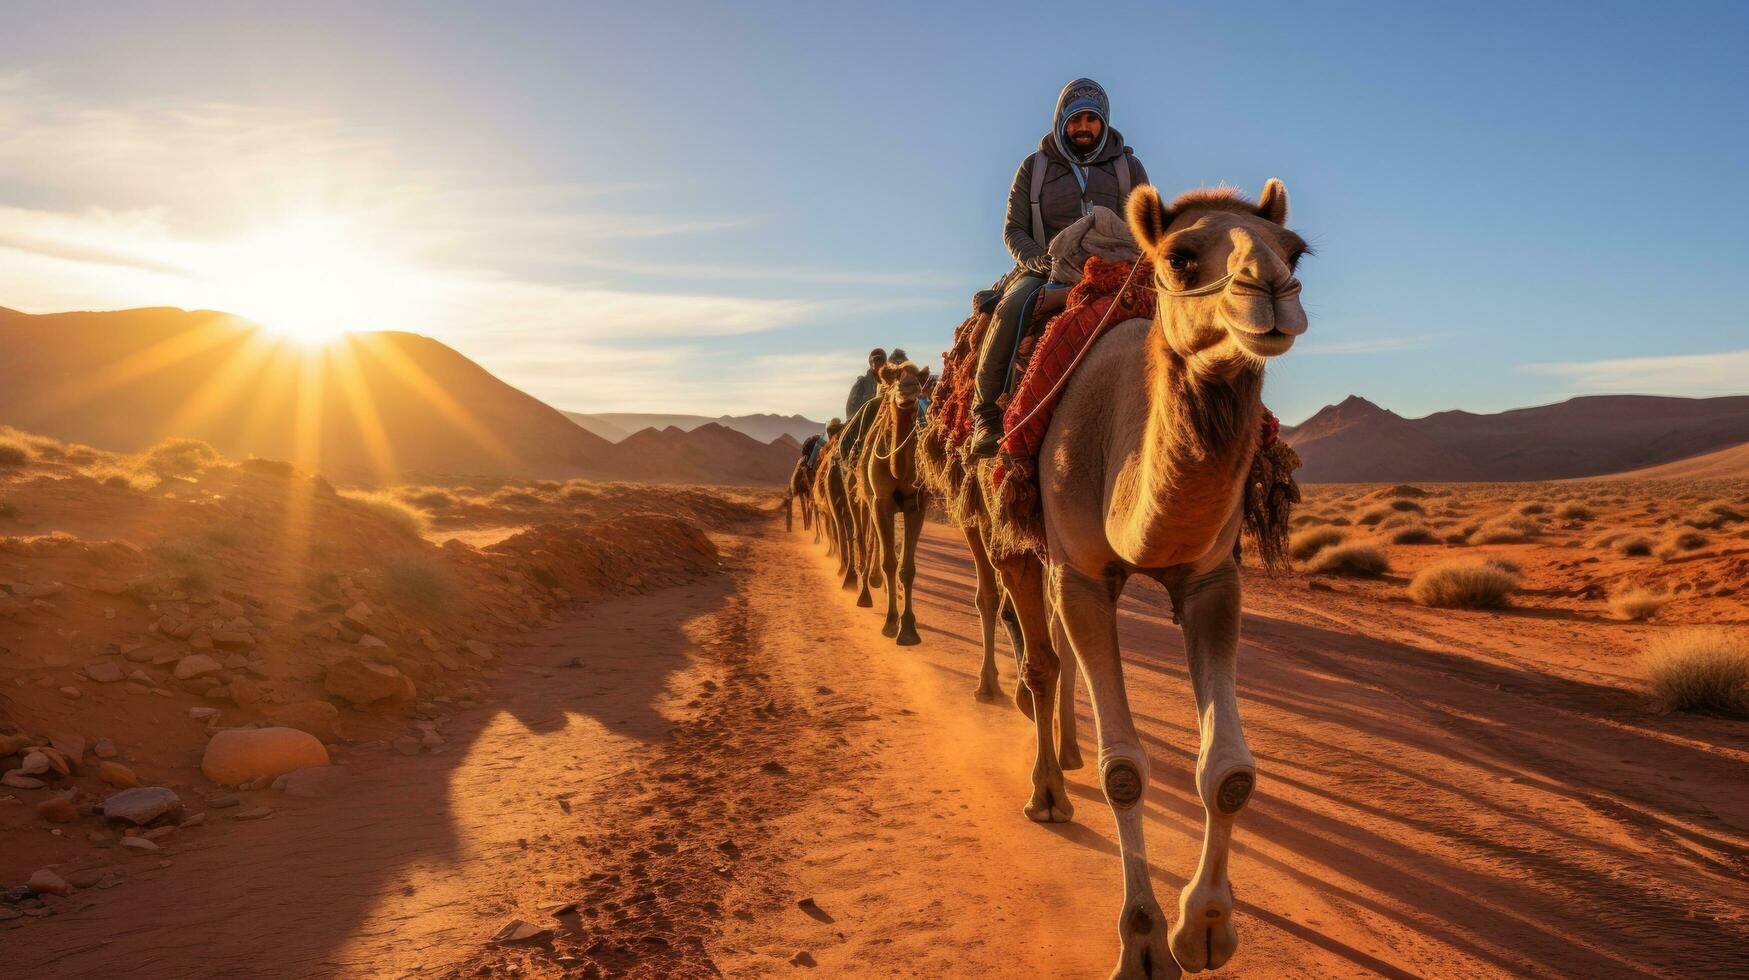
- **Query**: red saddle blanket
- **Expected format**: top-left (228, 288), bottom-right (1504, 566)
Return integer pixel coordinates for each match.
top-left (997, 256), bottom-right (1155, 468)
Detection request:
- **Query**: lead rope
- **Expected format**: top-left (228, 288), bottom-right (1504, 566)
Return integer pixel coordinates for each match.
top-left (999, 258), bottom-right (1147, 441)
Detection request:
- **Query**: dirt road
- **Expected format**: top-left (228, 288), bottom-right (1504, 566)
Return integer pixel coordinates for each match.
top-left (14, 517), bottom-right (1749, 978)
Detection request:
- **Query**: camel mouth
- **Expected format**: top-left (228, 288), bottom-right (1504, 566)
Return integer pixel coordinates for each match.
top-left (1231, 328), bottom-right (1295, 359)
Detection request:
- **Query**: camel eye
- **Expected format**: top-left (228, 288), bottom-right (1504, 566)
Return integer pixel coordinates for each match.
top-left (1165, 253), bottom-right (1192, 272)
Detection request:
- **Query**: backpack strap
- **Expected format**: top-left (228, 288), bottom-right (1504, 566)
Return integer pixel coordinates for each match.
top-left (1116, 154), bottom-right (1133, 203)
top-left (1028, 149), bottom-right (1049, 249)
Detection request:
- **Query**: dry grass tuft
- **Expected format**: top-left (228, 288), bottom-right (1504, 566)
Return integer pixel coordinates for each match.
top-left (340, 490), bottom-right (428, 539)
top-left (144, 437), bottom-right (221, 475)
top-left (402, 487), bottom-right (460, 510)
top-left (1388, 499), bottom-right (1424, 513)
top-left (1310, 544), bottom-right (1390, 577)
top-left (1609, 587), bottom-right (1669, 621)
top-left (1642, 629), bottom-right (1749, 714)
top-left (380, 554), bottom-right (457, 611)
top-left (0, 439), bottom-right (29, 467)
top-left (1408, 559), bottom-right (1518, 608)
top-left (1703, 500), bottom-right (1745, 523)
top-left (1668, 529), bottom-right (1707, 551)
top-left (1356, 506), bottom-right (1393, 526)
top-left (1555, 502), bottom-right (1594, 520)
top-left (1468, 514), bottom-right (1541, 545)
top-left (1390, 524), bottom-right (1437, 544)
top-left (490, 487), bottom-right (546, 507)
top-left (1517, 502), bottom-right (1547, 515)
top-left (1614, 535), bottom-right (1654, 557)
top-left (1290, 526), bottom-right (1346, 561)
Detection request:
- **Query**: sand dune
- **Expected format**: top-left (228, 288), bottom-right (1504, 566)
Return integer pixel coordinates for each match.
top-left (1601, 439), bottom-right (1749, 480)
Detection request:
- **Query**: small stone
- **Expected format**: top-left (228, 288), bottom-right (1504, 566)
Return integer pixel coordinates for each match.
top-left (465, 640), bottom-right (493, 660)
top-left (324, 659), bottom-right (416, 707)
top-left (358, 634), bottom-right (387, 649)
top-left (392, 736), bottom-right (421, 756)
top-left (201, 727), bottom-right (330, 785)
top-left (49, 733), bottom-right (86, 761)
top-left (83, 661), bottom-right (126, 684)
top-left (18, 750), bottom-right (53, 776)
top-left (65, 869), bottom-right (108, 888)
top-left (27, 869), bottom-right (73, 896)
top-left (488, 918), bottom-right (551, 944)
top-left (205, 793), bottom-right (241, 809)
top-left (3, 773), bottom-right (45, 789)
top-left (210, 630), bottom-right (255, 650)
top-left (173, 653), bottom-right (222, 680)
top-left (267, 701), bottom-right (342, 742)
top-left (419, 731), bottom-right (445, 749)
top-left (790, 951), bottom-right (817, 967)
top-left (342, 602), bottom-right (373, 632)
top-left (189, 707), bottom-right (218, 720)
top-left (179, 813), bottom-right (207, 828)
top-left (232, 806), bottom-right (273, 821)
top-left (36, 797), bottom-right (78, 823)
top-left (142, 826), bottom-right (176, 841)
top-left (100, 787), bottom-right (182, 825)
top-left (280, 765), bottom-right (350, 798)
top-left (93, 737), bottom-right (119, 759)
top-left (59, 686), bottom-right (82, 699)
top-left (123, 646), bottom-right (155, 663)
top-left (119, 836), bottom-right (160, 853)
top-left (98, 762), bottom-right (139, 788)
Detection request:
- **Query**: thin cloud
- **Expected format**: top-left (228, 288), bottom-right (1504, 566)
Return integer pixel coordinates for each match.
top-left (1522, 348), bottom-right (1749, 396)
top-left (1295, 334), bottom-right (1434, 355)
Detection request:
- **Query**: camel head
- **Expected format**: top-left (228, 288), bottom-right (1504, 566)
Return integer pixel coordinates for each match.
top-left (1127, 180), bottom-right (1309, 374)
top-left (878, 360), bottom-right (932, 407)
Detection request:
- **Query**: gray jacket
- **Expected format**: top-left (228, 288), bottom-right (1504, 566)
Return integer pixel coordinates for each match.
top-left (1003, 78), bottom-right (1150, 269)
top-left (845, 370), bottom-right (880, 420)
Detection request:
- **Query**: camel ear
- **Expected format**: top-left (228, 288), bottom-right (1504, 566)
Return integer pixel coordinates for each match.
top-left (919, 367), bottom-right (933, 388)
top-left (1256, 178), bottom-right (1289, 225)
top-left (878, 363), bottom-right (900, 383)
top-left (1126, 184), bottom-right (1169, 252)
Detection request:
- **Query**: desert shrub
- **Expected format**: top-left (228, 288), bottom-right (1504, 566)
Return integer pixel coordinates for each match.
top-left (144, 437), bottom-right (221, 475)
top-left (1443, 531), bottom-right (1470, 545)
top-left (238, 457), bottom-right (297, 477)
top-left (403, 487), bottom-right (459, 509)
top-left (1310, 544), bottom-right (1390, 577)
top-left (1356, 506), bottom-right (1393, 526)
top-left (150, 540), bottom-right (213, 593)
top-left (491, 487), bottom-right (545, 507)
top-left (1485, 557), bottom-right (1522, 574)
top-left (0, 439), bottom-right (30, 467)
top-left (1290, 526), bottom-right (1345, 561)
top-left (532, 480), bottom-right (560, 491)
top-left (1291, 514), bottom-right (1328, 528)
top-left (1669, 530), bottom-right (1707, 551)
top-left (0, 500), bottom-right (16, 519)
top-left (1389, 499), bottom-right (1425, 513)
top-left (340, 490), bottom-right (427, 539)
top-left (380, 554), bottom-right (456, 611)
top-left (1391, 524), bottom-right (1438, 544)
top-left (560, 480), bottom-right (600, 504)
top-left (1703, 500), bottom-right (1745, 523)
top-left (1328, 516), bottom-right (1352, 527)
top-left (1468, 514), bottom-right (1540, 545)
top-left (1556, 503), bottom-right (1594, 520)
top-left (1517, 502), bottom-right (1547, 515)
top-left (1587, 531), bottom-right (1625, 549)
top-left (1642, 630), bottom-right (1749, 714)
top-left (1609, 587), bottom-right (1668, 621)
top-left (1408, 559), bottom-right (1518, 608)
top-left (1374, 484), bottom-right (1428, 499)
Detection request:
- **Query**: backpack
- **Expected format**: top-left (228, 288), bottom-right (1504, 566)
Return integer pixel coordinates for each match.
top-left (1029, 149), bottom-right (1134, 248)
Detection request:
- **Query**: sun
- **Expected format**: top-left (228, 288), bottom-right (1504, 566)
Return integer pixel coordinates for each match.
top-left (206, 215), bottom-right (431, 345)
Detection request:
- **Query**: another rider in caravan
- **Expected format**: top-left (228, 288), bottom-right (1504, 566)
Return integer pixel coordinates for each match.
top-left (969, 77), bottom-right (1150, 457)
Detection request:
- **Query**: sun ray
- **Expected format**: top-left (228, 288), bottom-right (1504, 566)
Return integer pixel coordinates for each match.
top-left (328, 338), bottom-right (403, 484)
top-left (351, 332), bottom-right (516, 467)
top-left (155, 329), bottom-right (284, 444)
top-left (28, 314), bottom-right (245, 419)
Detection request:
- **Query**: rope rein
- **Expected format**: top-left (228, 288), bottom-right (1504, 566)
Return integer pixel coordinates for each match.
top-left (870, 401), bottom-right (919, 461)
top-left (1000, 258), bottom-right (1146, 439)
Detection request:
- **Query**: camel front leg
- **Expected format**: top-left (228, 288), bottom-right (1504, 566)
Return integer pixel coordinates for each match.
top-left (1166, 557), bottom-right (1254, 973)
top-left (854, 494), bottom-right (877, 607)
top-left (1051, 565), bottom-right (1177, 980)
top-left (873, 499), bottom-right (900, 636)
top-left (894, 504), bottom-right (924, 645)
top-left (963, 526), bottom-right (1003, 698)
top-left (995, 555), bottom-right (1071, 824)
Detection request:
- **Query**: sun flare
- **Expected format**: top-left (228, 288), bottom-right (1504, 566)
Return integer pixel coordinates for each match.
top-left (205, 216), bottom-right (432, 345)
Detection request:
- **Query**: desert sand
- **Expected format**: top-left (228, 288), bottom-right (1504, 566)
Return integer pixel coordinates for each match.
top-left (5, 432), bottom-right (1746, 977)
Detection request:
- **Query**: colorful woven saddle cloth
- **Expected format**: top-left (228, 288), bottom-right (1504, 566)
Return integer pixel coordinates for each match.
top-left (998, 256), bottom-right (1156, 462)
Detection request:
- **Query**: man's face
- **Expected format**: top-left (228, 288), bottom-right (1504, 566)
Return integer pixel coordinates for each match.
top-left (869, 354), bottom-right (886, 371)
top-left (1065, 111), bottom-right (1103, 151)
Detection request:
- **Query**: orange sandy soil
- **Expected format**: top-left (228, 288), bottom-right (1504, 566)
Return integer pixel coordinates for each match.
top-left (4, 444), bottom-right (1748, 977)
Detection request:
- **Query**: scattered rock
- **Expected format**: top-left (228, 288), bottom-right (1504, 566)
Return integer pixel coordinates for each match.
top-left (790, 951), bottom-right (817, 967)
top-left (464, 640), bottom-right (493, 660)
top-left (233, 806), bottom-right (273, 821)
top-left (2, 773), bottom-right (45, 789)
top-left (341, 602), bottom-right (373, 632)
top-left (205, 794), bottom-right (241, 809)
top-left (489, 918), bottom-right (552, 944)
top-left (201, 727), bottom-right (330, 785)
top-left (98, 762), bottom-right (139, 788)
top-left (65, 869), bottom-right (110, 889)
top-left (18, 750), bottom-right (52, 776)
top-left (188, 707), bottom-right (219, 721)
top-left (226, 677), bottom-right (266, 707)
top-left (173, 654), bottom-right (222, 680)
top-left (93, 737), bottom-right (119, 760)
top-left (59, 686), bottom-right (82, 699)
top-left (267, 701), bottom-right (343, 742)
top-left (0, 733), bottom-right (32, 756)
top-left (324, 659), bottom-right (416, 707)
top-left (100, 787), bottom-right (182, 825)
top-left (83, 661), bottom-right (126, 684)
top-left (27, 869), bottom-right (73, 897)
top-left (179, 813), bottom-right (207, 828)
top-left (392, 736), bottom-right (421, 756)
top-left (36, 796), bottom-right (78, 823)
top-left (280, 765), bottom-right (350, 798)
top-left (119, 836), bottom-right (161, 853)
top-left (49, 733), bottom-right (86, 761)
top-left (210, 630), bottom-right (255, 650)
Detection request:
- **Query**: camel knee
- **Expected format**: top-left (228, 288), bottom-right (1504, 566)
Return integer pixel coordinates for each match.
top-left (1099, 747), bottom-right (1150, 810)
top-left (1022, 649), bottom-right (1059, 694)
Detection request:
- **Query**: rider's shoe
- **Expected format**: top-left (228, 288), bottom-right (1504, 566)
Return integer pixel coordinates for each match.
top-left (969, 405), bottom-right (1004, 458)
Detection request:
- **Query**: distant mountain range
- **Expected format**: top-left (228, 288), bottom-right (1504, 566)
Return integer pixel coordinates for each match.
top-left (565, 411), bottom-right (824, 445)
top-left (588, 423), bottom-right (799, 485)
top-left (1284, 394), bottom-right (1749, 482)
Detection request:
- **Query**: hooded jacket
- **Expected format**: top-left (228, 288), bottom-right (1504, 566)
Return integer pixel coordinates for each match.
top-left (1003, 78), bottom-right (1150, 269)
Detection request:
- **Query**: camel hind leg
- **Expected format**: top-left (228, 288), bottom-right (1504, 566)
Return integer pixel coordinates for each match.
top-left (873, 499), bottom-right (900, 635)
top-left (1000, 592), bottom-right (1033, 719)
top-left (894, 503), bottom-right (924, 645)
top-left (963, 525), bottom-right (1003, 699)
top-left (1048, 607), bottom-right (1083, 771)
top-left (995, 554), bottom-right (1070, 824)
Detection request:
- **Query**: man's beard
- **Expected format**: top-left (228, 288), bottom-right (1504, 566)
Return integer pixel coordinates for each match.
top-left (1068, 131), bottom-right (1098, 152)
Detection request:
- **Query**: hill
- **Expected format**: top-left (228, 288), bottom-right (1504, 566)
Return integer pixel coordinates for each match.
top-left (1284, 393), bottom-right (1749, 482)
top-left (0, 306), bottom-right (612, 480)
top-left (589, 422), bottom-right (798, 485)
top-left (566, 411), bottom-right (824, 445)
top-left (1597, 439), bottom-right (1749, 480)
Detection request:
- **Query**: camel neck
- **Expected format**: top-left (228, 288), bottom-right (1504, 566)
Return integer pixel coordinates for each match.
top-left (1115, 323), bottom-right (1262, 564)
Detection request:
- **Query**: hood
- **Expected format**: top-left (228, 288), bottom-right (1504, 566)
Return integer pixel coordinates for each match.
top-left (1052, 77), bottom-right (1111, 165)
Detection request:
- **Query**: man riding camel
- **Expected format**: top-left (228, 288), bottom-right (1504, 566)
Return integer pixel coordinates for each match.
top-left (969, 77), bottom-right (1149, 456)
top-left (845, 347), bottom-right (887, 420)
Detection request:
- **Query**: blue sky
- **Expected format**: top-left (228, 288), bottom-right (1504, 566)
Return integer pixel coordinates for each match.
top-left (2, 1), bottom-right (1745, 423)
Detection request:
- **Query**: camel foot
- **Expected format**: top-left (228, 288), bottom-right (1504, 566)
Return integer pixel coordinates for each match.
top-left (1014, 682), bottom-right (1036, 721)
top-left (895, 626), bottom-right (921, 647)
top-left (1213, 767), bottom-right (1255, 816)
top-left (1058, 739), bottom-right (1085, 771)
top-left (880, 617), bottom-right (898, 638)
top-left (1170, 880), bottom-right (1237, 973)
top-left (856, 591), bottom-right (873, 608)
top-left (1022, 783), bottom-right (1073, 824)
top-left (974, 675), bottom-right (1002, 702)
top-left (1112, 903), bottom-right (1180, 980)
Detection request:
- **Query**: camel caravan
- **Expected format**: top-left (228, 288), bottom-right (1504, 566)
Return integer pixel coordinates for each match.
top-left (788, 78), bottom-right (1308, 977)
